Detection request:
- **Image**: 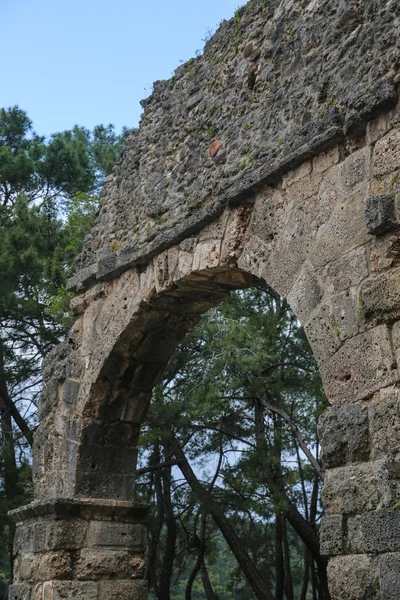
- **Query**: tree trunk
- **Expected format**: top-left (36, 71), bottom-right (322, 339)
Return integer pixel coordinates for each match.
top-left (282, 517), bottom-right (294, 600)
top-left (169, 431), bottom-right (275, 600)
top-left (275, 511), bottom-right (284, 600)
top-left (157, 444), bottom-right (177, 600)
top-left (201, 561), bottom-right (220, 600)
top-left (185, 513), bottom-right (207, 600)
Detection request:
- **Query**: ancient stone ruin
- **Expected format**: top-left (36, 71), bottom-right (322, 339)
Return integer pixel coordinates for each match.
top-left (9, 0), bottom-right (400, 598)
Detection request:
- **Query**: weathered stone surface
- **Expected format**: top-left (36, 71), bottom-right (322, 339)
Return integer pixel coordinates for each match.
top-left (374, 129), bottom-right (400, 178)
top-left (76, 550), bottom-right (129, 580)
top-left (322, 461), bottom-right (393, 516)
top-left (47, 581), bottom-right (99, 600)
top-left (379, 553), bottom-right (400, 600)
top-left (327, 555), bottom-right (379, 600)
top-left (86, 522), bottom-right (146, 550)
top-left (365, 195), bottom-right (399, 236)
top-left (309, 188), bottom-right (370, 271)
top-left (360, 268), bottom-right (400, 319)
top-left (320, 515), bottom-right (345, 556)
top-left (8, 584), bottom-right (33, 600)
top-left (348, 509), bottom-right (400, 554)
top-left (319, 325), bottom-right (399, 404)
top-left (287, 263), bottom-right (322, 324)
top-left (369, 389), bottom-right (400, 459)
top-left (65, 0), bottom-right (399, 290)
top-left (320, 246), bottom-right (368, 294)
top-left (318, 404), bottom-right (370, 468)
top-left (98, 580), bottom-right (148, 600)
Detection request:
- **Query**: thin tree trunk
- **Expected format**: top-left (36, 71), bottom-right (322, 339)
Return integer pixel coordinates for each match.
top-left (201, 561), bottom-right (219, 600)
top-left (0, 346), bottom-right (32, 447)
top-left (275, 511), bottom-right (284, 600)
top-left (299, 550), bottom-right (310, 600)
top-left (169, 431), bottom-right (275, 600)
top-left (157, 441), bottom-right (177, 600)
top-left (147, 443), bottom-right (164, 598)
top-left (185, 513), bottom-right (207, 600)
top-left (282, 517), bottom-right (294, 600)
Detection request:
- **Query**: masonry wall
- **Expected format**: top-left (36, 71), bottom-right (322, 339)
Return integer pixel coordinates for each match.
top-left (67, 0), bottom-right (400, 294)
top-left (10, 1), bottom-right (400, 599)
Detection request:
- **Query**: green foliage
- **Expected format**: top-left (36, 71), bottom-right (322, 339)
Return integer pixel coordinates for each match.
top-left (138, 288), bottom-right (328, 598)
top-left (0, 106), bottom-right (126, 587)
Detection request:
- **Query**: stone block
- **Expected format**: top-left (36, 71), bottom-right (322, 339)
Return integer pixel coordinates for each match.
top-left (318, 325), bottom-right (399, 404)
top-left (237, 235), bottom-right (273, 288)
top-left (62, 379), bottom-right (80, 407)
top-left (360, 268), bottom-right (400, 319)
top-left (322, 461), bottom-right (392, 516)
top-left (46, 520), bottom-right (87, 551)
top-left (379, 553), bottom-right (400, 600)
top-left (347, 509), bottom-right (400, 554)
top-left (260, 201), bottom-right (316, 296)
top-left (287, 263), bottom-right (323, 323)
top-left (369, 390), bottom-right (400, 458)
top-left (285, 171), bottom-right (322, 203)
top-left (374, 129), bottom-right (400, 177)
top-left (48, 581), bottom-right (99, 600)
top-left (282, 159), bottom-right (312, 188)
top-left (366, 113), bottom-right (390, 145)
top-left (14, 525), bottom-right (34, 555)
top-left (331, 289), bottom-right (364, 343)
top-left (8, 584), bottom-right (32, 600)
top-left (86, 522), bottom-right (145, 551)
top-left (321, 245), bottom-right (368, 294)
top-left (37, 552), bottom-right (72, 581)
top-left (304, 303), bottom-right (341, 367)
top-left (13, 554), bottom-right (37, 583)
top-left (371, 171), bottom-right (398, 196)
top-left (313, 146), bottom-right (340, 173)
top-left (248, 188), bottom-right (284, 243)
top-left (325, 146), bottom-right (371, 192)
top-left (74, 471), bottom-right (136, 500)
top-left (76, 550), bottom-right (129, 580)
top-left (364, 195), bottom-right (399, 235)
top-left (327, 555), bottom-right (379, 600)
top-left (319, 515), bottom-right (345, 556)
top-left (318, 403), bottom-right (370, 468)
top-left (310, 188), bottom-right (370, 270)
top-left (192, 240), bottom-right (222, 271)
top-left (128, 555), bottom-right (146, 579)
top-left (340, 146), bottom-right (372, 190)
top-left (98, 580), bottom-right (148, 600)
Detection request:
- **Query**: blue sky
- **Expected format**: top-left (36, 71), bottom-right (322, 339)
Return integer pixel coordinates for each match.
top-left (1, 0), bottom-right (241, 137)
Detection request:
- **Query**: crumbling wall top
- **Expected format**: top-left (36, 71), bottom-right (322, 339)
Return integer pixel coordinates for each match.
top-left (68, 0), bottom-right (400, 292)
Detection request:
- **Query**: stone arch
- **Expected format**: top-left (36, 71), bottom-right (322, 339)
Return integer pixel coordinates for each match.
top-left (9, 1), bottom-right (400, 599)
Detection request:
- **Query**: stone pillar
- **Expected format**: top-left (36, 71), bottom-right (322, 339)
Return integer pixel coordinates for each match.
top-left (319, 393), bottom-right (400, 600)
top-left (9, 499), bottom-right (149, 600)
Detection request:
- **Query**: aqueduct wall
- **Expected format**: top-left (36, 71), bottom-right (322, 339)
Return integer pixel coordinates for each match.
top-left (9, 0), bottom-right (400, 598)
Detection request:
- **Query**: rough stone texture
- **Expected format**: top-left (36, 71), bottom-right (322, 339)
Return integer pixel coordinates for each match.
top-left (318, 404), bottom-right (370, 468)
top-left (361, 267), bottom-right (400, 319)
top-left (369, 388), bottom-right (400, 459)
top-left (319, 515), bottom-right (344, 557)
top-left (364, 195), bottom-right (399, 235)
top-left (66, 0), bottom-right (399, 292)
top-left (348, 508), bottom-right (400, 555)
top-left (322, 461), bottom-right (393, 516)
top-left (9, 500), bottom-right (148, 600)
top-left (327, 555), bottom-right (380, 600)
top-left (10, 1), bottom-right (400, 599)
top-left (379, 553), bottom-right (400, 600)
top-left (318, 325), bottom-right (399, 405)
